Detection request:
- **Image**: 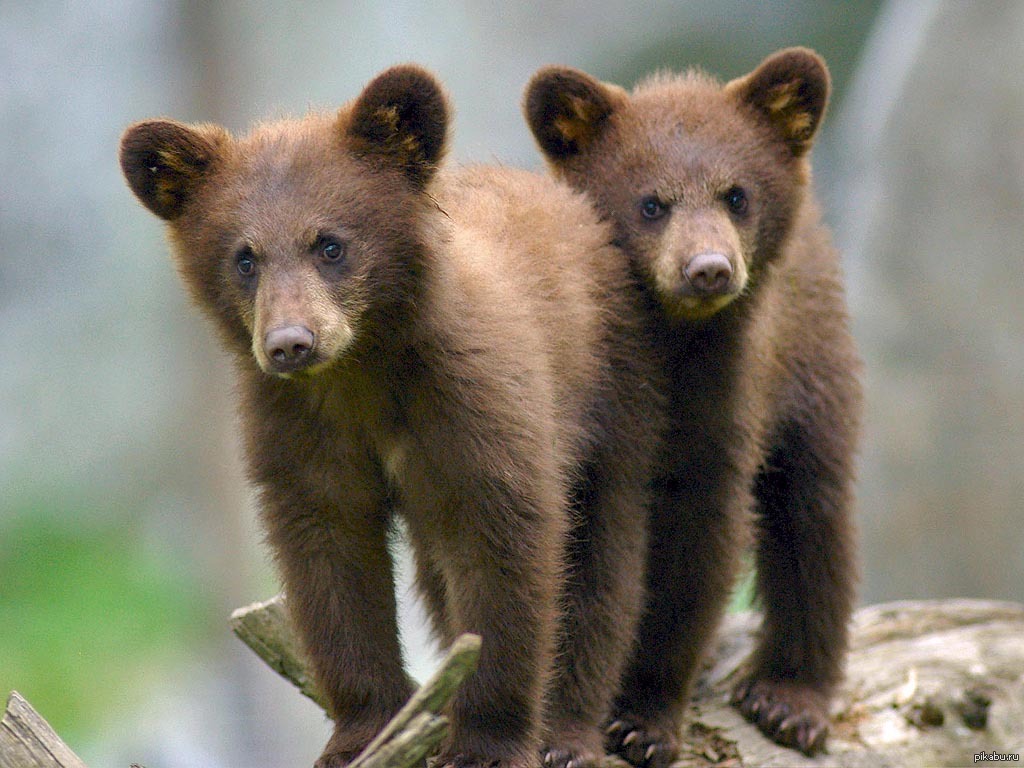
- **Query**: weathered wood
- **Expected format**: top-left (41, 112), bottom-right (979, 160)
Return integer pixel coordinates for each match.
top-left (0, 691), bottom-right (87, 768)
top-left (693, 599), bottom-right (1024, 767)
top-left (351, 712), bottom-right (448, 768)
top-left (349, 632), bottom-right (481, 768)
top-left (229, 597), bottom-right (482, 768)
top-left (231, 597), bottom-right (1024, 768)
top-left (3, 598), bottom-right (1020, 768)
top-left (229, 593), bottom-right (327, 709)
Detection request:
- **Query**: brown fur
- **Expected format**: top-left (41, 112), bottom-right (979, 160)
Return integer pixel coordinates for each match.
top-left (525, 48), bottom-right (862, 760)
top-left (120, 65), bottom-right (664, 768)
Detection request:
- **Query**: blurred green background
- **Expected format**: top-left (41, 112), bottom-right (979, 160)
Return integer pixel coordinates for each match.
top-left (2, 2), bottom-right (1022, 766)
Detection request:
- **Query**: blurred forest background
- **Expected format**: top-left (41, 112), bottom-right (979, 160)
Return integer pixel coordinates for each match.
top-left (2, 1), bottom-right (1021, 766)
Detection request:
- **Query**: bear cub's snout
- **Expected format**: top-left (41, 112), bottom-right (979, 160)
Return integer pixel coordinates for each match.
top-left (264, 324), bottom-right (316, 372)
top-left (683, 252), bottom-right (734, 296)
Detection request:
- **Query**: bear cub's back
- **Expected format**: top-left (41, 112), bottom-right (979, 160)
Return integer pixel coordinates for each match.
top-left (428, 164), bottom-right (637, 425)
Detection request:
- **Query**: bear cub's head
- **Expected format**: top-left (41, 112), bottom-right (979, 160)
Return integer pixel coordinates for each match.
top-left (121, 65), bottom-right (448, 377)
top-left (525, 48), bottom-right (829, 321)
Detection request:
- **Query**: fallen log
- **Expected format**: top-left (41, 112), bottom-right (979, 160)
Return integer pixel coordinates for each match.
top-left (4, 598), bottom-right (1021, 768)
top-left (230, 597), bottom-right (1024, 768)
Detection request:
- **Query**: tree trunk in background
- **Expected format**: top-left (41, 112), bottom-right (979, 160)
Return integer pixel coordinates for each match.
top-left (832, 0), bottom-right (1024, 604)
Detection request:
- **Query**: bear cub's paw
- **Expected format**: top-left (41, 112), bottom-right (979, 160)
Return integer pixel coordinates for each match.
top-left (603, 714), bottom-right (678, 768)
top-left (540, 747), bottom-right (599, 768)
top-left (541, 732), bottom-right (606, 768)
top-left (730, 678), bottom-right (829, 756)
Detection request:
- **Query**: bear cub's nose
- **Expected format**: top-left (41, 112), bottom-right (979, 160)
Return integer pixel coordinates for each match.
top-left (685, 252), bottom-right (733, 295)
top-left (265, 325), bottom-right (315, 368)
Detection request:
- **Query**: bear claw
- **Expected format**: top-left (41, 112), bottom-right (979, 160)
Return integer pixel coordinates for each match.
top-left (542, 747), bottom-right (598, 768)
top-left (604, 715), bottom-right (678, 768)
top-left (731, 678), bottom-right (830, 756)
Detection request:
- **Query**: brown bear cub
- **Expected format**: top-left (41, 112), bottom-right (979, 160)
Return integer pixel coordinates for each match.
top-left (120, 66), bottom-right (665, 768)
top-left (525, 48), bottom-right (862, 760)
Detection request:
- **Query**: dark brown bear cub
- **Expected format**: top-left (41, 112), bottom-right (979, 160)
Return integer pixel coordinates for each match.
top-left (526, 48), bottom-right (862, 760)
top-left (120, 66), bottom-right (663, 768)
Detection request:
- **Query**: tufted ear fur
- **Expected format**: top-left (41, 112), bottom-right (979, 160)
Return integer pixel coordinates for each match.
top-left (726, 47), bottom-right (830, 157)
top-left (346, 64), bottom-right (449, 189)
top-left (120, 120), bottom-right (227, 220)
top-left (524, 66), bottom-right (627, 161)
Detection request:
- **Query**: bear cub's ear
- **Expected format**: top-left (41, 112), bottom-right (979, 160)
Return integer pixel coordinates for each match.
top-left (120, 120), bottom-right (226, 221)
top-left (346, 64), bottom-right (449, 189)
top-left (727, 47), bottom-right (830, 157)
top-left (524, 66), bottom-right (625, 161)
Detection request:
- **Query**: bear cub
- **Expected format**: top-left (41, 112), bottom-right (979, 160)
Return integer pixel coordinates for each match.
top-left (526, 48), bottom-right (862, 760)
top-left (120, 67), bottom-right (664, 768)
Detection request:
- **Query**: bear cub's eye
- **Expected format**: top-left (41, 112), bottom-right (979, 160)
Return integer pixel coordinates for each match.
top-left (639, 196), bottom-right (668, 221)
top-left (724, 186), bottom-right (749, 216)
top-left (236, 246), bottom-right (256, 277)
top-left (318, 237), bottom-right (346, 264)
